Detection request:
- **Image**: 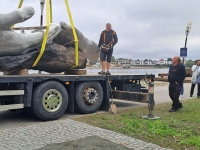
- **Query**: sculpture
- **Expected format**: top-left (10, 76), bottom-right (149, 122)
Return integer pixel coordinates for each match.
top-left (0, 6), bottom-right (100, 73)
top-left (0, 6), bottom-right (61, 56)
top-left (53, 22), bottom-right (99, 62)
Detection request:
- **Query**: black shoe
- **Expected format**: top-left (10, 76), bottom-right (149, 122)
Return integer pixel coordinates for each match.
top-left (177, 104), bottom-right (183, 110)
top-left (190, 95), bottom-right (192, 97)
top-left (106, 71), bottom-right (111, 75)
top-left (98, 71), bottom-right (105, 75)
top-left (168, 108), bottom-right (177, 112)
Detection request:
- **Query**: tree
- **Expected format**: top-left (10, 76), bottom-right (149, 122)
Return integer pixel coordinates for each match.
top-left (111, 56), bottom-right (115, 62)
top-left (167, 58), bottom-right (172, 61)
top-left (185, 59), bottom-right (194, 68)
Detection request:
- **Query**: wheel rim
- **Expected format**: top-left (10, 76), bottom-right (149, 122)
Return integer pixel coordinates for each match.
top-left (83, 86), bottom-right (98, 105)
top-left (42, 89), bottom-right (63, 112)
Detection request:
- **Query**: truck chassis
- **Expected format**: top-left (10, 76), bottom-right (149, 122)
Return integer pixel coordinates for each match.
top-left (0, 74), bottom-right (154, 120)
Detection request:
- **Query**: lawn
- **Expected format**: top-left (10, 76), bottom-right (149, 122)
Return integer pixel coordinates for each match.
top-left (74, 98), bottom-right (200, 150)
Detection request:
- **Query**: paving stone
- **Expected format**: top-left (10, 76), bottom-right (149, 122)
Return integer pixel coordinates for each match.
top-left (0, 119), bottom-right (172, 150)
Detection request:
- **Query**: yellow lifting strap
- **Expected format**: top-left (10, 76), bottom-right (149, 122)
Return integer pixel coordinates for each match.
top-left (15, 0), bottom-right (79, 68)
top-left (18, 0), bottom-right (24, 8)
top-left (64, 0), bottom-right (79, 69)
top-left (49, 0), bottom-right (53, 23)
top-left (32, 0), bottom-right (51, 67)
top-left (11, 0), bottom-right (24, 28)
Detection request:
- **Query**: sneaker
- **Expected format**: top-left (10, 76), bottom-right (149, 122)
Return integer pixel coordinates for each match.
top-left (106, 71), bottom-right (111, 75)
top-left (180, 95), bottom-right (184, 98)
top-left (98, 71), bottom-right (105, 75)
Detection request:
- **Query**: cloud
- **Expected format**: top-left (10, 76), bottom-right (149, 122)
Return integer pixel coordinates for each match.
top-left (1, 0), bottom-right (200, 60)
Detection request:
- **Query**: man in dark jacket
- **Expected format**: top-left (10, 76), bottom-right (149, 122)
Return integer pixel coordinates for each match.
top-left (168, 56), bottom-right (186, 112)
top-left (97, 23), bottom-right (118, 75)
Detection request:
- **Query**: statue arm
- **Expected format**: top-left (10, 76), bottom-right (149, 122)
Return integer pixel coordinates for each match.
top-left (0, 6), bottom-right (34, 30)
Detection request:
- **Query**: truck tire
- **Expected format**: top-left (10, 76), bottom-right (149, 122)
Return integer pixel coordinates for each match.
top-left (31, 81), bottom-right (68, 120)
top-left (75, 82), bottom-right (103, 114)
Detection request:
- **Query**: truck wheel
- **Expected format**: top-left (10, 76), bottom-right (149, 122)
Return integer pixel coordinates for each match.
top-left (31, 81), bottom-right (68, 120)
top-left (75, 82), bottom-right (103, 114)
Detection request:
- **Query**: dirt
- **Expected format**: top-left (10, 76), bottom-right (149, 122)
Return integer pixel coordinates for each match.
top-left (36, 136), bottom-right (131, 150)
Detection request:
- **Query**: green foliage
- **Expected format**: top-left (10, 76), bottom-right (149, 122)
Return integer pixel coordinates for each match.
top-left (111, 56), bottom-right (115, 62)
top-left (167, 58), bottom-right (172, 61)
top-left (182, 136), bottom-right (200, 147)
top-left (185, 59), bottom-right (194, 68)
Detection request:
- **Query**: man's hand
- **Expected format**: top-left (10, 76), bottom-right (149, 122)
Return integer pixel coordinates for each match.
top-left (97, 47), bottom-right (100, 53)
top-left (110, 44), bottom-right (113, 49)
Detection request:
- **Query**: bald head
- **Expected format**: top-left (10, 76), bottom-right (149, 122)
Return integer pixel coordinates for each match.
top-left (106, 23), bottom-right (112, 31)
top-left (172, 56), bottom-right (181, 65)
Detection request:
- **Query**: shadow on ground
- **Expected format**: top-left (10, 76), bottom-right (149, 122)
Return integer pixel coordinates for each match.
top-left (35, 136), bottom-right (131, 150)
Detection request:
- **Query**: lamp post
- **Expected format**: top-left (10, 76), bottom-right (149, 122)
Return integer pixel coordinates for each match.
top-left (40, 0), bottom-right (45, 26)
top-left (38, 0), bottom-right (45, 74)
top-left (183, 22), bottom-right (192, 64)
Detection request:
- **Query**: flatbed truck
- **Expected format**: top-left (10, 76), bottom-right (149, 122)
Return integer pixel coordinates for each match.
top-left (0, 73), bottom-right (154, 120)
top-left (0, 1), bottom-right (155, 120)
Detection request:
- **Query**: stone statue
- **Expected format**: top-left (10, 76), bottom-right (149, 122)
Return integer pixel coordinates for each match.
top-left (0, 6), bottom-right (61, 56)
top-left (0, 6), bottom-right (100, 73)
top-left (53, 22), bottom-right (99, 62)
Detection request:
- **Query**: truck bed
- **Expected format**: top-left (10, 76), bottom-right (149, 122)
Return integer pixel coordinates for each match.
top-left (0, 74), bottom-right (155, 83)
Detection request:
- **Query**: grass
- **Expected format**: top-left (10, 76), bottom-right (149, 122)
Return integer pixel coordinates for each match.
top-left (74, 99), bottom-right (200, 150)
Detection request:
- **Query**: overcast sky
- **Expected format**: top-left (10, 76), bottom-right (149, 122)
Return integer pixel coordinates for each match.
top-left (1, 0), bottom-right (200, 60)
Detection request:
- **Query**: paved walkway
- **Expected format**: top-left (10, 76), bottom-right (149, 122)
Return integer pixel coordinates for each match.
top-left (0, 119), bottom-right (171, 150)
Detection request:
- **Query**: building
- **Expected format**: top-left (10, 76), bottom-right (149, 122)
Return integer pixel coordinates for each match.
top-left (130, 59), bottom-right (172, 66)
top-left (115, 58), bottom-right (131, 66)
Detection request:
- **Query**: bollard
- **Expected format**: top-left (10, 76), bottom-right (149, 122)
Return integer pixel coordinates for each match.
top-left (141, 79), bottom-right (160, 120)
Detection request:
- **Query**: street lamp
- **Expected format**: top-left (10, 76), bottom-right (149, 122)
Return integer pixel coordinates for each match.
top-left (39, 0), bottom-right (45, 74)
top-left (182, 22), bottom-right (192, 64)
top-left (184, 21), bottom-right (192, 48)
top-left (40, 0), bottom-right (45, 26)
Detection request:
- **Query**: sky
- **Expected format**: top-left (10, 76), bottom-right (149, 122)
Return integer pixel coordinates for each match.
top-left (1, 0), bottom-right (200, 60)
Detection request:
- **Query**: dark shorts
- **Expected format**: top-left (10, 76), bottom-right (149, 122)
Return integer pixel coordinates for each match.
top-left (100, 49), bottom-right (113, 62)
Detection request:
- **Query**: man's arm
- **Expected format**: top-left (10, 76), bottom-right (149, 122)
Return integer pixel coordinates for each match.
top-left (113, 32), bottom-right (118, 46)
top-left (179, 64), bottom-right (186, 83)
top-left (98, 32), bottom-right (103, 47)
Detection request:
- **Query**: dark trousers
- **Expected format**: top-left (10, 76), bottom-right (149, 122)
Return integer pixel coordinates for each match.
top-left (190, 84), bottom-right (200, 96)
top-left (169, 84), bottom-right (182, 109)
